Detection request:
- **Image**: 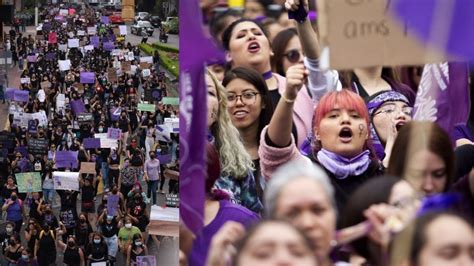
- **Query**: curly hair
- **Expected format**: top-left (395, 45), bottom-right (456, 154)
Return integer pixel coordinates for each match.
top-left (207, 70), bottom-right (254, 179)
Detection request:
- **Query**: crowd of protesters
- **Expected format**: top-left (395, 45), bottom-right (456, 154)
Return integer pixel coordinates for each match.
top-left (180, 0), bottom-right (474, 266)
top-left (0, 2), bottom-right (179, 266)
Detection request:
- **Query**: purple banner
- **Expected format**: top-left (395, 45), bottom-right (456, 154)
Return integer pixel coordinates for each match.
top-left (103, 41), bottom-right (115, 51)
top-left (13, 90), bottom-right (29, 102)
top-left (107, 194), bottom-right (119, 216)
top-left (70, 99), bottom-right (86, 115)
top-left (157, 154), bottom-right (172, 164)
top-left (55, 151), bottom-right (78, 168)
top-left (100, 16), bottom-right (110, 24)
top-left (413, 62), bottom-right (470, 146)
top-left (110, 107), bottom-right (121, 121)
top-left (27, 55), bottom-right (37, 62)
top-left (83, 138), bottom-right (101, 149)
top-left (5, 88), bottom-right (15, 100)
top-left (390, 0), bottom-right (474, 60)
top-left (180, 0), bottom-right (226, 234)
top-left (80, 72), bottom-right (95, 84)
top-left (54, 15), bottom-right (65, 21)
top-left (91, 36), bottom-right (100, 48)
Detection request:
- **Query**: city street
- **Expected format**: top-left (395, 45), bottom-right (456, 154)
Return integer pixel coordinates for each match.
top-left (0, 22), bottom-right (179, 265)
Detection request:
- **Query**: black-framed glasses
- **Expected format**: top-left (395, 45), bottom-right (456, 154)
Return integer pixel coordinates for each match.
top-left (227, 91), bottom-right (260, 107)
top-left (284, 49), bottom-right (303, 63)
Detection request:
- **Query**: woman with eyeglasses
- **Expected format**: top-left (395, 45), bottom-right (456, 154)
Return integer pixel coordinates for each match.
top-left (222, 67), bottom-right (275, 201)
top-left (271, 28), bottom-right (304, 77)
top-left (206, 70), bottom-right (263, 213)
top-left (222, 18), bottom-right (316, 148)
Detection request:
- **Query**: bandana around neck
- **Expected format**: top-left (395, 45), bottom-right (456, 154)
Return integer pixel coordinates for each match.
top-left (317, 148), bottom-right (371, 179)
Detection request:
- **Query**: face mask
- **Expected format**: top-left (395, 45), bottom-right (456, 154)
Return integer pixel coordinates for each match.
top-left (22, 255), bottom-right (29, 260)
top-left (135, 241), bottom-right (142, 246)
top-left (98, 127), bottom-right (103, 132)
top-left (11, 195), bottom-right (17, 201)
top-left (106, 215), bottom-right (113, 221)
top-left (67, 241), bottom-right (75, 248)
top-left (6, 227), bottom-right (12, 233)
top-left (93, 239), bottom-right (100, 244)
top-left (125, 223), bottom-right (132, 229)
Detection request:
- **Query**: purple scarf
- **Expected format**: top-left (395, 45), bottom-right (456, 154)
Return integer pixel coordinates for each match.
top-left (317, 149), bottom-right (370, 179)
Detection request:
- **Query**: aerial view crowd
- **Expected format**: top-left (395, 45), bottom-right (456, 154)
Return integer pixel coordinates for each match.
top-left (0, 2), bottom-right (179, 266)
top-left (180, 0), bottom-right (474, 266)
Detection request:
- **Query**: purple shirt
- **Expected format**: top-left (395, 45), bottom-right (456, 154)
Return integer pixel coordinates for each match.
top-left (189, 200), bottom-right (260, 266)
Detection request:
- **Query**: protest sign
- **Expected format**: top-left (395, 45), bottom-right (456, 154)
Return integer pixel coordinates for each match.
top-left (84, 45), bottom-right (94, 51)
top-left (107, 128), bottom-right (122, 140)
top-left (56, 93), bottom-right (65, 109)
top-left (58, 44), bottom-right (67, 51)
top-left (94, 133), bottom-right (118, 149)
top-left (103, 42), bottom-right (115, 51)
top-left (142, 69), bottom-right (151, 77)
top-left (77, 113), bottom-right (94, 124)
top-left (144, 88), bottom-right (161, 102)
top-left (91, 36), bottom-right (100, 48)
top-left (16, 172), bottom-right (42, 193)
top-left (83, 138), bottom-right (101, 149)
top-left (110, 107), bottom-right (121, 121)
top-left (149, 205), bottom-right (179, 236)
top-left (165, 193), bottom-right (179, 208)
top-left (80, 162), bottom-right (96, 175)
top-left (101, 16), bottom-right (110, 24)
top-left (140, 56), bottom-right (153, 64)
top-left (20, 78), bottom-right (30, 84)
top-left (32, 111), bottom-right (48, 127)
top-left (108, 69), bottom-right (118, 82)
top-left (138, 103), bottom-right (155, 112)
top-left (162, 97), bottom-right (179, 106)
top-left (119, 25), bottom-right (127, 35)
top-left (28, 138), bottom-right (49, 155)
top-left (0, 132), bottom-right (16, 149)
top-left (59, 9), bottom-right (68, 16)
top-left (53, 171), bottom-right (80, 191)
top-left (80, 72), bottom-right (95, 84)
top-left (67, 38), bottom-right (79, 48)
top-left (107, 194), bottom-right (119, 216)
top-left (45, 52), bottom-right (56, 61)
top-left (87, 26), bottom-right (97, 35)
top-left (58, 60), bottom-right (71, 71)
top-left (40, 81), bottom-right (51, 90)
top-left (55, 151), bottom-right (78, 169)
top-left (155, 124), bottom-right (171, 142)
top-left (121, 61), bottom-right (131, 72)
top-left (28, 120), bottom-right (37, 134)
top-left (69, 8), bottom-right (75, 16)
top-left (77, 30), bottom-right (85, 36)
top-left (316, 0), bottom-right (448, 70)
top-left (12, 90), bottom-right (29, 102)
top-left (16, 171), bottom-right (42, 193)
top-left (70, 100), bottom-right (86, 115)
top-left (136, 256), bottom-right (156, 266)
top-left (27, 55), bottom-right (37, 62)
top-left (140, 62), bottom-right (151, 69)
top-left (164, 117), bottom-right (179, 132)
top-left (126, 51), bottom-right (134, 61)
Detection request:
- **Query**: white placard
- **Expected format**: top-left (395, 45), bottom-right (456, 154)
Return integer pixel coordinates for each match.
top-left (127, 52), bottom-right (134, 61)
top-left (140, 56), bottom-right (153, 64)
top-left (155, 124), bottom-right (171, 142)
top-left (84, 45), bottom-right (94, 51)
top-left (56, 93), bottom-right (65, 111)
top-left (87, 26), bottom-right (97, 35)
top-left (119, 25), bottom-right (127, 35)
top-left (142, 69), bottom-right (151, 77)
top-left (94, 133), bottom-right (118, 148)
top-left (68, 38), bottom-right (79, 48)
top-left (111, 49), bottom-right (121, 56)
top-left (32, 111), bottom-right (48, 127)
top-left (77, 30), bottom-right (85, 36)
top-left (150, 205), bottom-right (179, 222)
top-left (53, 171), bottom-right (80, 191)
top-left (58, 60), bottom-right (71, 71)
top-left (59, 9), bottom-right (68, 16)
top-left (20, 78), bottom-right (30, 84)
top-left (58, 44), bottom-right (67, 52)
top-left (68, 32), bottom-right (75, 38)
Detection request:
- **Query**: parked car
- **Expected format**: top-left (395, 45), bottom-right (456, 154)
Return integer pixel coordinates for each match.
top-left (131, 21), bottom-right (154, 36)
top-left (134, 12), bottom-right (150, 22)
top-left (109, 12), bottom-right (123, 24)
top-left (150, 16), bottom-right (161, 28)
top-left (161, 16), bottom-right (178, 34)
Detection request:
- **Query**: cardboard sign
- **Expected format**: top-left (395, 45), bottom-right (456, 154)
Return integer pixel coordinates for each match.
top-left (83, 138), bottom-right (101, 149)
top-left (56, 93), bottom-right (66, 110)
top-left (108, 69), bottom-right (118, 82)
top-left (121, 61), bottom-right (131, 72)
top-left (138, 103), bottom-right (155, 112)
top-left (28, 138), bottom-right (49, 155)
top-left (119, 25), bottom-right (127, 35)
top-left (16, 172), bottom-right (42, 193)
top-left (140, 62), bottom-right (151, 69)
top-left (316, 0), bottom-right (448, 70)
top-left (80, 162), bottom-right (96, 174)
top-left (53, 171), bottom-right (80, 191)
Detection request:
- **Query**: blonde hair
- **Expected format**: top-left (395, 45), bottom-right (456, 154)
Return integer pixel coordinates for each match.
top-left (207, 70), bottom-right (254, 178)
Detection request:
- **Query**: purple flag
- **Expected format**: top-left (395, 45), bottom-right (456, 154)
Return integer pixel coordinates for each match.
top-left (55, 151), bottom-right (79, 168)
top-left (103, 41), bottom-right (115, 51)
top-left (45, 52), bottom-right (56, 61)
top-left (157, 154), bottom-right (172, 164)
top-left (101, 16), bottom-right (110, 24)
top-left (83, 138), bottom-right (101, 149)
top-left (13, 90), bottom-right (29, 102)
top-left (70, 99), bottom-right (87, 115)
top-left (80, 72), bottom-right (96, 84)
top-left (5, 88), bottom-right (15, 100)
top-left (110, 107), bottom-right (121, 121)
top-left (180, 0), bottom-right (225, 234)
top-left (413, 62), bottom-right (470, 146)
top-left (107, 194), bottom-right (119, 216)
top-left (91, 36), bottom-right (100, 48)
top-left (390, 0), bottom-right (474, 60)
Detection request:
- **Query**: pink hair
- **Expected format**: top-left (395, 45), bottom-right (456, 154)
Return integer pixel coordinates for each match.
top-left (313, 89), bottom-right (370, 132)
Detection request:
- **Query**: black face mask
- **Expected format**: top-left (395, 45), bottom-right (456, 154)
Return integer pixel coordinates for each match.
top-left (8, 240), bottom-right (15, 246)
top-left (11, 195), bottom-right (17, 201)
top-left (67, 241), bottom-right (75, 248)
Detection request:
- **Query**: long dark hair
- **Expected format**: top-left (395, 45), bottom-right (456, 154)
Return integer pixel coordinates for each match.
top-left (270, 28), bottom-right (298, 76)
top-left (222, 67), bottom-right (275, 143)
top-left (221, 18), bottom-right (268, 51)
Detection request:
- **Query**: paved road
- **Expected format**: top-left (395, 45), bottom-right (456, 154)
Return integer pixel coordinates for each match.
top-left (125, 24), bottom-right (179, 49)
top-left (0, 25), bottom-right (179, 266)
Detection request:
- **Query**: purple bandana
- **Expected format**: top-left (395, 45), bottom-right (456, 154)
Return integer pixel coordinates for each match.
top-left (317, 149), bottom-right (370, 179)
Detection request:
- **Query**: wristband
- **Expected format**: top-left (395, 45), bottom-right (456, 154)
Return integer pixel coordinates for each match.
top-left (288, 4), bottom-right (308, 24)
top-left (281, 93), bottom-right (296, 104)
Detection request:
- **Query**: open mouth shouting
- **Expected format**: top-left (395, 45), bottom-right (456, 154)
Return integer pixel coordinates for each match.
top-left (339, 127), bottom-right (353, 143)
top-left (247, 41), bottom-right (261, 53)
top-left (395, 121), bottom-right (406, 132)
